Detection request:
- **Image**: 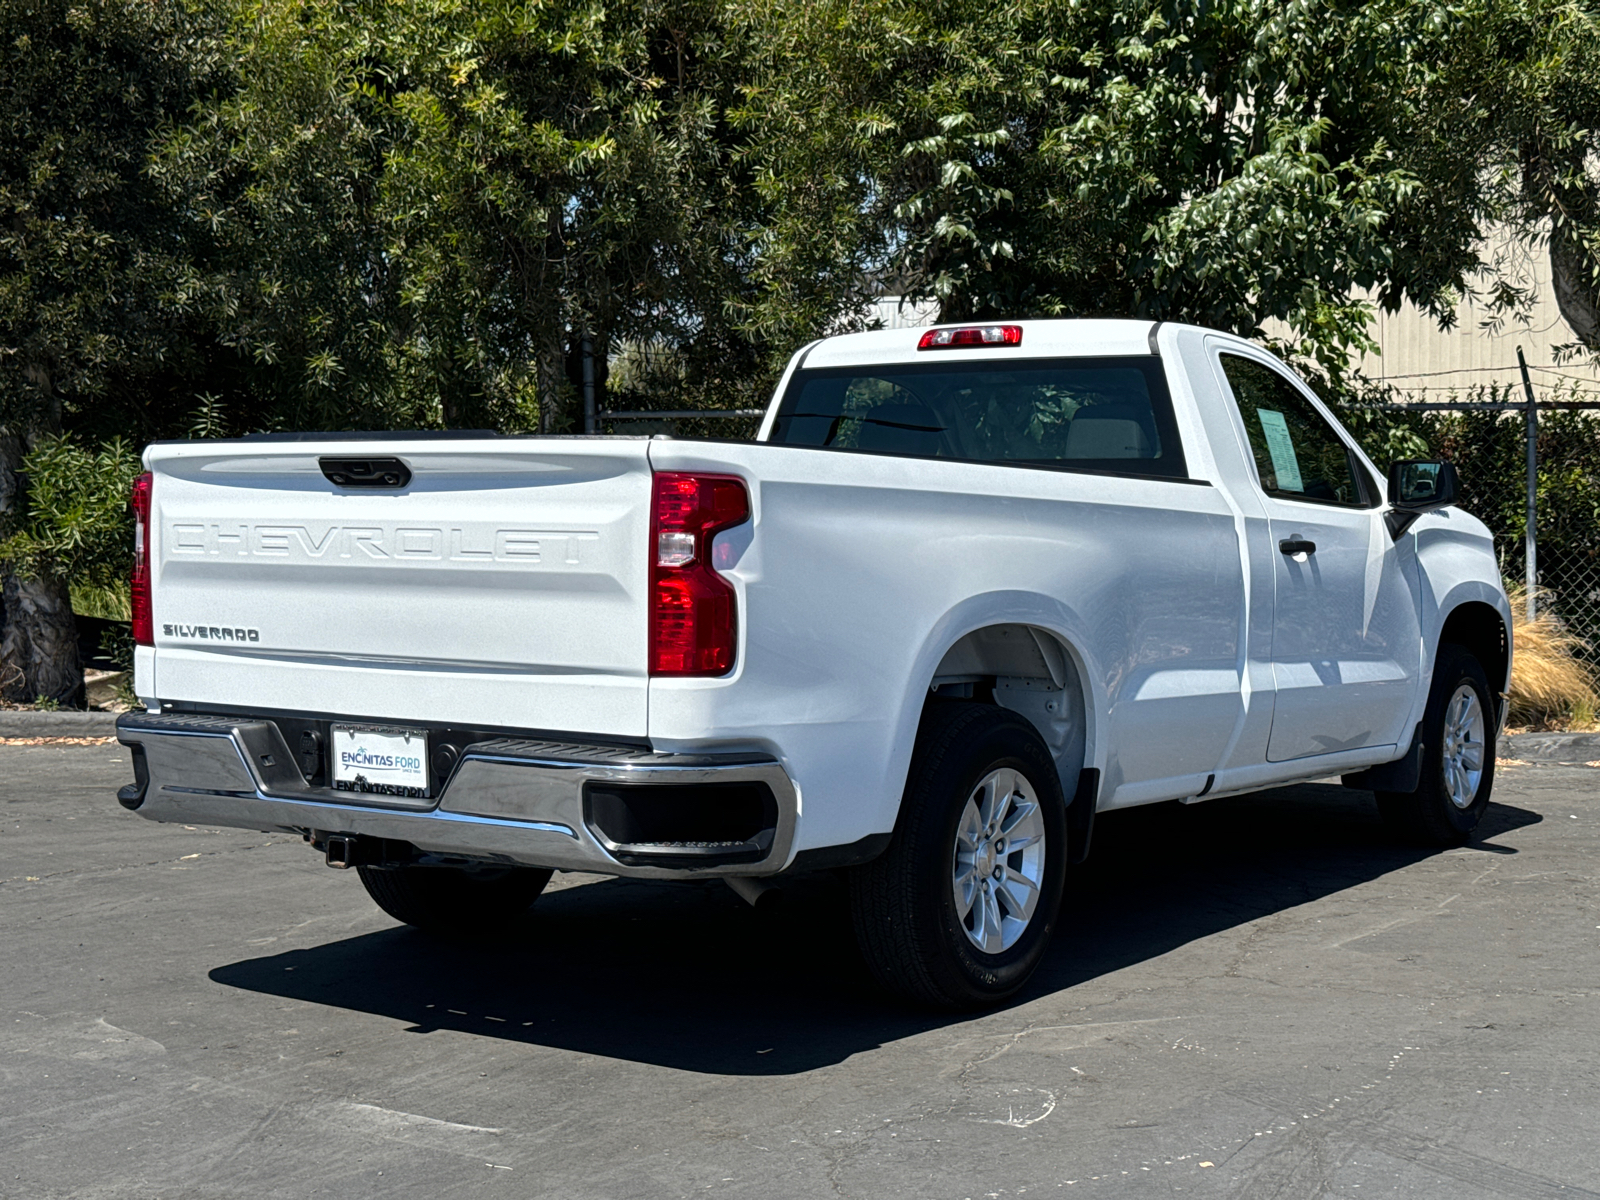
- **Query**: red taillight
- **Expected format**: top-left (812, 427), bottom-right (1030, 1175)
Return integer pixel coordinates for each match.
top-left (130, 471), bottom-right (153, 646)
top-left (650, 472), bottom-right (750, 676)
top-left (917, 325), bottom-right (1023, 350)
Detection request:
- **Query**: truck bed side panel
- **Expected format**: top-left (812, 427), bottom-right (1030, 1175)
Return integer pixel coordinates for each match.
top-left (646, 442), bottom-right (1244, 854)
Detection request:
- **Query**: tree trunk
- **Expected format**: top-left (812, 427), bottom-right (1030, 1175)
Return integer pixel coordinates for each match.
top-left (537, 333), bottom-right (567, 433)
top-left (1550, 214), bottom-right (1600, 353)
top-left (0, 431), bottom-right (84, 708)
top-left (1524, 141), bottom-right (1600, 354)
top-left (0, 573), bottom-right (83, 707)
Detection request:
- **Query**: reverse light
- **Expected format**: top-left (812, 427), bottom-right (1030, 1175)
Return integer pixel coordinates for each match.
top-left (917, 325), bottom-right (1023, 350)
top-left (131, 472), bottom-right (153, 646)
top-left (650, 472), bottom-right (750, 676)
top-left (657, 530), bottom-right (696, 567)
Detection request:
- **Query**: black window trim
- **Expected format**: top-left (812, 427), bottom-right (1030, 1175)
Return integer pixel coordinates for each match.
top-left (770, 354), bottom-right (1192, 483)
top-left (1215, 349), bottom-right (1383, 512)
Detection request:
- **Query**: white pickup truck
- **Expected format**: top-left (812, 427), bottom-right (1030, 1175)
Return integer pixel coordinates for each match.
top-left (115, 319), bottom-right (1510, 1009)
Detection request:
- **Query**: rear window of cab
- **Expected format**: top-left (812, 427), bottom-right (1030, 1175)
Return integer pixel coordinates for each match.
top-left (768, 356), bottom-right (1188, 481)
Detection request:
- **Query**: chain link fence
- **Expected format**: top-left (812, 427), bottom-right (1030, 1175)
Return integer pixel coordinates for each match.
top-left (1356, 380), bottom-right (1600, 660)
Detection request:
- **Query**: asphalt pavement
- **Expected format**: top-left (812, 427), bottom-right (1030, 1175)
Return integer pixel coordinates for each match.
top-left (2, 742), bottom-right (1597, 1199)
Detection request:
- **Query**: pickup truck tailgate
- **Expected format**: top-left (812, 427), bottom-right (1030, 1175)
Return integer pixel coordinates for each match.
top-left (143, 438), bottom-right (652, 736)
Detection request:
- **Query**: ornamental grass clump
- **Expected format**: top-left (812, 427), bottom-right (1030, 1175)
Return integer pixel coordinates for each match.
top-left (1505, 587), bottom-right (1599, 730)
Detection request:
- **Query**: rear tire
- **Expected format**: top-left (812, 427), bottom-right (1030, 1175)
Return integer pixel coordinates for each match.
top-left (356, 863), bottom-right (552, 934)
top-left (850, 703), bottom-right (1067, 1010)
top-left (1376, 642), bottom-right (1496, 846)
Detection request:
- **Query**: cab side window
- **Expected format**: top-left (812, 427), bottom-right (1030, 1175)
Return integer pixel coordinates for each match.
top-left (1218, 354), bottom-right (1371, 508)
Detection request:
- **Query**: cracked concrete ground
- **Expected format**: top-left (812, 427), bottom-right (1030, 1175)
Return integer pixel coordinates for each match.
top-left (2, 743), bottom-right (1597, 1199)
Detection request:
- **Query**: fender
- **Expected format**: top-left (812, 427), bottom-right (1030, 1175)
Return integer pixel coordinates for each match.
top-left (1428, 581), bottom-right (1513, 679)
top-left (1377, 508), bottom-right (1511, 756)
top-left (888, 591), bottom-right (1107, 828)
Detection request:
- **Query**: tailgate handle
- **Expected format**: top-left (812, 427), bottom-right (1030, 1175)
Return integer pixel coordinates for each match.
top-left (320, 457), bottom-right (412, 489)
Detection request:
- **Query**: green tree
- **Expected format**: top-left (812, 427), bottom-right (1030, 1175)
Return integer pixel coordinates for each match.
top-left (734, 0), bottom-right (1600, 376)
top-left (1397, 0), bottom-right (1600, 356)
top-left (0, 0), bottom-right (227, 704)
top-left (732, 0), bottom-right (1447, 375)
top-left (156, 0), bottom-right (827, 432)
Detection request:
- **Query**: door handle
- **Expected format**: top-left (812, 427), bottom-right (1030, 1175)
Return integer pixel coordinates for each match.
top-left (1278, 538), bottom-right (1316, 556)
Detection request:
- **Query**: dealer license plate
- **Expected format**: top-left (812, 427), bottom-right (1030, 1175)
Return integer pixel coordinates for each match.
top-left (331, 725), bottom-right (430, 798)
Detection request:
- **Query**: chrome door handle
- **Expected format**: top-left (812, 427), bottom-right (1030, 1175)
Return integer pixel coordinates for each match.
top-left (1278, 538), bottom-right (1316, 556)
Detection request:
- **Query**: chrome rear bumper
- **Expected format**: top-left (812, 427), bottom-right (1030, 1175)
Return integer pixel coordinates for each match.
top-left (115, 711), bottom-right (797, 879)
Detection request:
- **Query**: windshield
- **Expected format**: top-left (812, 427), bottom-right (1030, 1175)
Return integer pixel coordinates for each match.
top-left (768, 356), bottom-right (1186, 479)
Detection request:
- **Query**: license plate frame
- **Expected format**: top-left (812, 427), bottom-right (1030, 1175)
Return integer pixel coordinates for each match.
top-left (330, 724), bottom-right (431, 799)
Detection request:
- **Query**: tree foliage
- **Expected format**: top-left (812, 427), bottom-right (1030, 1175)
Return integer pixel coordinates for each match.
top-left (0, 434), bottom-right (141, 589)
top-left (0, 0), bottom-right (229, 438)
top-left (1399, 0), bottom-right (1600, 354)
top-left (735, 0), bottom-right (1600, 376)
top-left (145, 0), bottom-right (824, 434)
top-left (8, 0), bottom-right (1596, 441)
top-left (0, 0), bottom-right (231, 704)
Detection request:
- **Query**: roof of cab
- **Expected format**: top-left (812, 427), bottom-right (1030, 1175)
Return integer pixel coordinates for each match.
top-left (800, 318), bottom-right (1163, 371)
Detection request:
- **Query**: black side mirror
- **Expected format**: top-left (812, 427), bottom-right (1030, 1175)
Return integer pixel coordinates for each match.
top-left (1386, 460), bottom-right (1459, 537)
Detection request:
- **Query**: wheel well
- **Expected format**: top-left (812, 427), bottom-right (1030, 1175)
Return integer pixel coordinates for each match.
top-left (930, 623), bottom-right (1068, 696)
top-left (1440, 602), bottom-right (1510, 700)
top-left (927, 624), bottom-right (1088, 788)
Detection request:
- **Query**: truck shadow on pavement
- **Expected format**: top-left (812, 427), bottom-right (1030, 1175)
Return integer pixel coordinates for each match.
top-left (210, 782), bottom-right (1540, 1076)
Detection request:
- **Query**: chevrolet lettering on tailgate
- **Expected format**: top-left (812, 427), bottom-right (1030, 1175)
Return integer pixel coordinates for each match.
top-left (167, 523), bottom-right (601, 565)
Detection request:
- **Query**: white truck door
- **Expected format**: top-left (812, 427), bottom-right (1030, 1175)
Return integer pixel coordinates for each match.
top-left (1214, 351), bottom-right (1422, 762)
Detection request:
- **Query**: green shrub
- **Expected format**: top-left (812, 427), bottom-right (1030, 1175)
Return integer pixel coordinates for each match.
top-left (0, 434), bottom-right (142, 591)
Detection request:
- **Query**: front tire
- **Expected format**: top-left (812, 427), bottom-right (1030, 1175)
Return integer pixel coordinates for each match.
top-left (1376, 642), bottom-right (1496, 846)
top-left (356, 863), bottom-right (553, 935)
top-left (850, 703), bottom-right (1068, 1010)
